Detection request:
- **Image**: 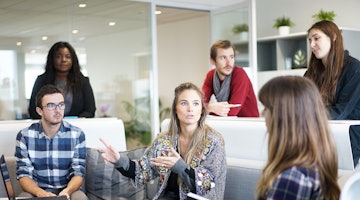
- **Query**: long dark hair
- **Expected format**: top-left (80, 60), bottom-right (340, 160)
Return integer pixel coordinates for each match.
top-left (44, 41), bottom-right (84, 93)
top-left (305, 20), bottom-right (344, 106)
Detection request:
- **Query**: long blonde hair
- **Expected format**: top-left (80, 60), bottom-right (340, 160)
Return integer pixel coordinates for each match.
top-left (256, 76), bottom-right (340, 199)
top-left (167, 82), bottom-right (215, 164)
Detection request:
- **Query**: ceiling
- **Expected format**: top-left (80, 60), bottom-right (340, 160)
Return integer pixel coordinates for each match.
top-left (0, 0), bottom-right (241, 53)
top-left (142, 0), bottom-right (243, 10)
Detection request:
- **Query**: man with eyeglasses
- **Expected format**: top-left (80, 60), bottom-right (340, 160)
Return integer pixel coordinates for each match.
top-left (202, 40), bottom-right (259, 117)
top-left (15, 84), bottom-right (87, 200)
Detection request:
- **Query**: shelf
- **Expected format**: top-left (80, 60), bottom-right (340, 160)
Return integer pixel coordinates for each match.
top-left (257, 40), bottom-right (276, 71)
top-left (257, 29), bottom-right (360, 72)
top-left (257, 32), bottom-right (308, 71)
top-left (257, 32), bottom-right (307, 42)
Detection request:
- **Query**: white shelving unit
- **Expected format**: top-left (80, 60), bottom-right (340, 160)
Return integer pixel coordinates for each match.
top-left (255, 28), bottom-right (360, 92)
top-left (257, 32), bottom-right (308, 71)
top-left (256, 28), bottom-right (360, 72)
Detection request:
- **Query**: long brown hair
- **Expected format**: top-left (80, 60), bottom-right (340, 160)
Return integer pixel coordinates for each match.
top-left (304, 20), bottom-right (344, 106)
top-left (256, 76), bottom-right (340, 199)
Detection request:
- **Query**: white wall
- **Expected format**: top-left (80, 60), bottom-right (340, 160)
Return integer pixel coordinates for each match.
top-left (256, 0), bottom-right (360, 38)
top-left (157, 15), bottom-right (210, 109)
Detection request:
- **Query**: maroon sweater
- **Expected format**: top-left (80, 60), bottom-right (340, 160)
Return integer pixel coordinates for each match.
top-left (202, 66), bottom-right (259, 117)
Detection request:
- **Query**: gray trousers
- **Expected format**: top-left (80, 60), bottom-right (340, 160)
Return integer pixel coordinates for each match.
top-left (18, 190), bottom-right (88, 200)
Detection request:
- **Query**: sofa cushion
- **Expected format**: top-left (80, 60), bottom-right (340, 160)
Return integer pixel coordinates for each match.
top-left (85, 147), bottom-right (147, 200)
top-left (224, 158), bottom-right (264, 200)
top-left (4, 156), bottom-right (23, 197)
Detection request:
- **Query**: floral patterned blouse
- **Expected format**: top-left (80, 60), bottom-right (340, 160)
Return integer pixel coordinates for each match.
top-left (133, 126), bottom-right (227, 200)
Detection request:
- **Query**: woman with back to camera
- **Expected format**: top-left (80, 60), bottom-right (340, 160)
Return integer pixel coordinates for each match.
top-left (99, 82), bottom-right (226, 200)
top-left (256, 76), bottom-right (340, 200)
top-left (28, 41), bottom-right (96, 119)
top-left (304, 20), bottom-right (360, 166)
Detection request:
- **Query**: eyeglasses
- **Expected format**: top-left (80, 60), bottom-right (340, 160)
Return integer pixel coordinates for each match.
top-left (42, 103), bottom-right (66, 111)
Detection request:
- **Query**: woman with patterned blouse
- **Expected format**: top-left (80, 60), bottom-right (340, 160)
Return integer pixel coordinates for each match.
top-left (100, 82), bottom-right (226, 200)
top-left (256, 76), bottom-right (340, 200)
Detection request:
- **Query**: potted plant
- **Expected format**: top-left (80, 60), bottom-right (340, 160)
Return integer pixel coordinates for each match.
top-left (273, 16), bottom-right (294, 35)
top-left (232, 24), bottom-right (249, 41)
top-left (122, 98), bottom-right (170, 147)
top-left (312, 9), bottom-right (336, 21)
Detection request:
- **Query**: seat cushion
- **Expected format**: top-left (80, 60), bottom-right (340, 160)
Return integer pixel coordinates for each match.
top-left (85, 147), bottom-right (147, 200)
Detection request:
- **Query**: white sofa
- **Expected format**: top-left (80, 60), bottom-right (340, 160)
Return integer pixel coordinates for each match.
top-left (0, 117), bottom-right (127, 156)
top-left (0, 117), bottom-right (357, 199)
top-left (161, 117), bottom-right (358, 199)
top-left (0, 118), bottom-right (144, 199)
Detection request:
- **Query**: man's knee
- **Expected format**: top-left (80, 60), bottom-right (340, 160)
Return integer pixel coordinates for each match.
top-left (70, 190), bottom-right (88, 200)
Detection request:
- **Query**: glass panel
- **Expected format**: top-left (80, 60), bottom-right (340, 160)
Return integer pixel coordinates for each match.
top-left (0, 1), bottom-right (153, 149)
top-left (211, 3), bottom-right (250, 67)
top-left (0, 50), bottom-right (18, 119)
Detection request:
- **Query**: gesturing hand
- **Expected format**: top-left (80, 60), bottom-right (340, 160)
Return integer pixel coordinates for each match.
top-left (98, 138), bottom-right (120, 164)
top-left (209, 102), bottom-right (241, 116)
top-left (150, 147), bottom-right (181, 169)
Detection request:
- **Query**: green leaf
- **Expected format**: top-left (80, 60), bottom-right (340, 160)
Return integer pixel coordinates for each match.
top-left (312, 9), bottom-right (336, 21)
top-left (273, 16), bottom-right (294, 28)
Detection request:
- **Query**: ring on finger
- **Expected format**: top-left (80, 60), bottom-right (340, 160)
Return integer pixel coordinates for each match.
top-left (161, 163), bottom-right (165, 167)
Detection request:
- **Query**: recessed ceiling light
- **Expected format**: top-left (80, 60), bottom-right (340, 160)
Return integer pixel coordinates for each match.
top-left (79, 4), bottom-right (86, 8)
top-left (42, 36), bottom-right (48, 40)
top-left (155, 10), bottom-right (162, 15)
top-left (16, 42), bottom-right (22, 46)
top-left (72, 29), bottom-right (79, 34)
top-left (108, 22), bottom-right (116, 26)
top-left (31, 50), bottom-right (36, 54)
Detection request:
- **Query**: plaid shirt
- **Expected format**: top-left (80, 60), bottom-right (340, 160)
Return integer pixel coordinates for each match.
top-left (15, 120), bottom-right (86, 190)
top-left (262, 166), bottom-right (323, 200)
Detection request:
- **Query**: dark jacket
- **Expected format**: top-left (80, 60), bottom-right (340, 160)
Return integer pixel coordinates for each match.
top-left (328, 51), bottom-right (360, 120)
top-left (327, 50), bottom-right (360, 167)
top-left (28, 74), bottom-right (96, 119)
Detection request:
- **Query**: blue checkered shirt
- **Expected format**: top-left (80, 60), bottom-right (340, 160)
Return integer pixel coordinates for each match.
top-left (262, 166), bottom-right (323, 200)
top-left (15, 120), bottom-right (86, 190)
